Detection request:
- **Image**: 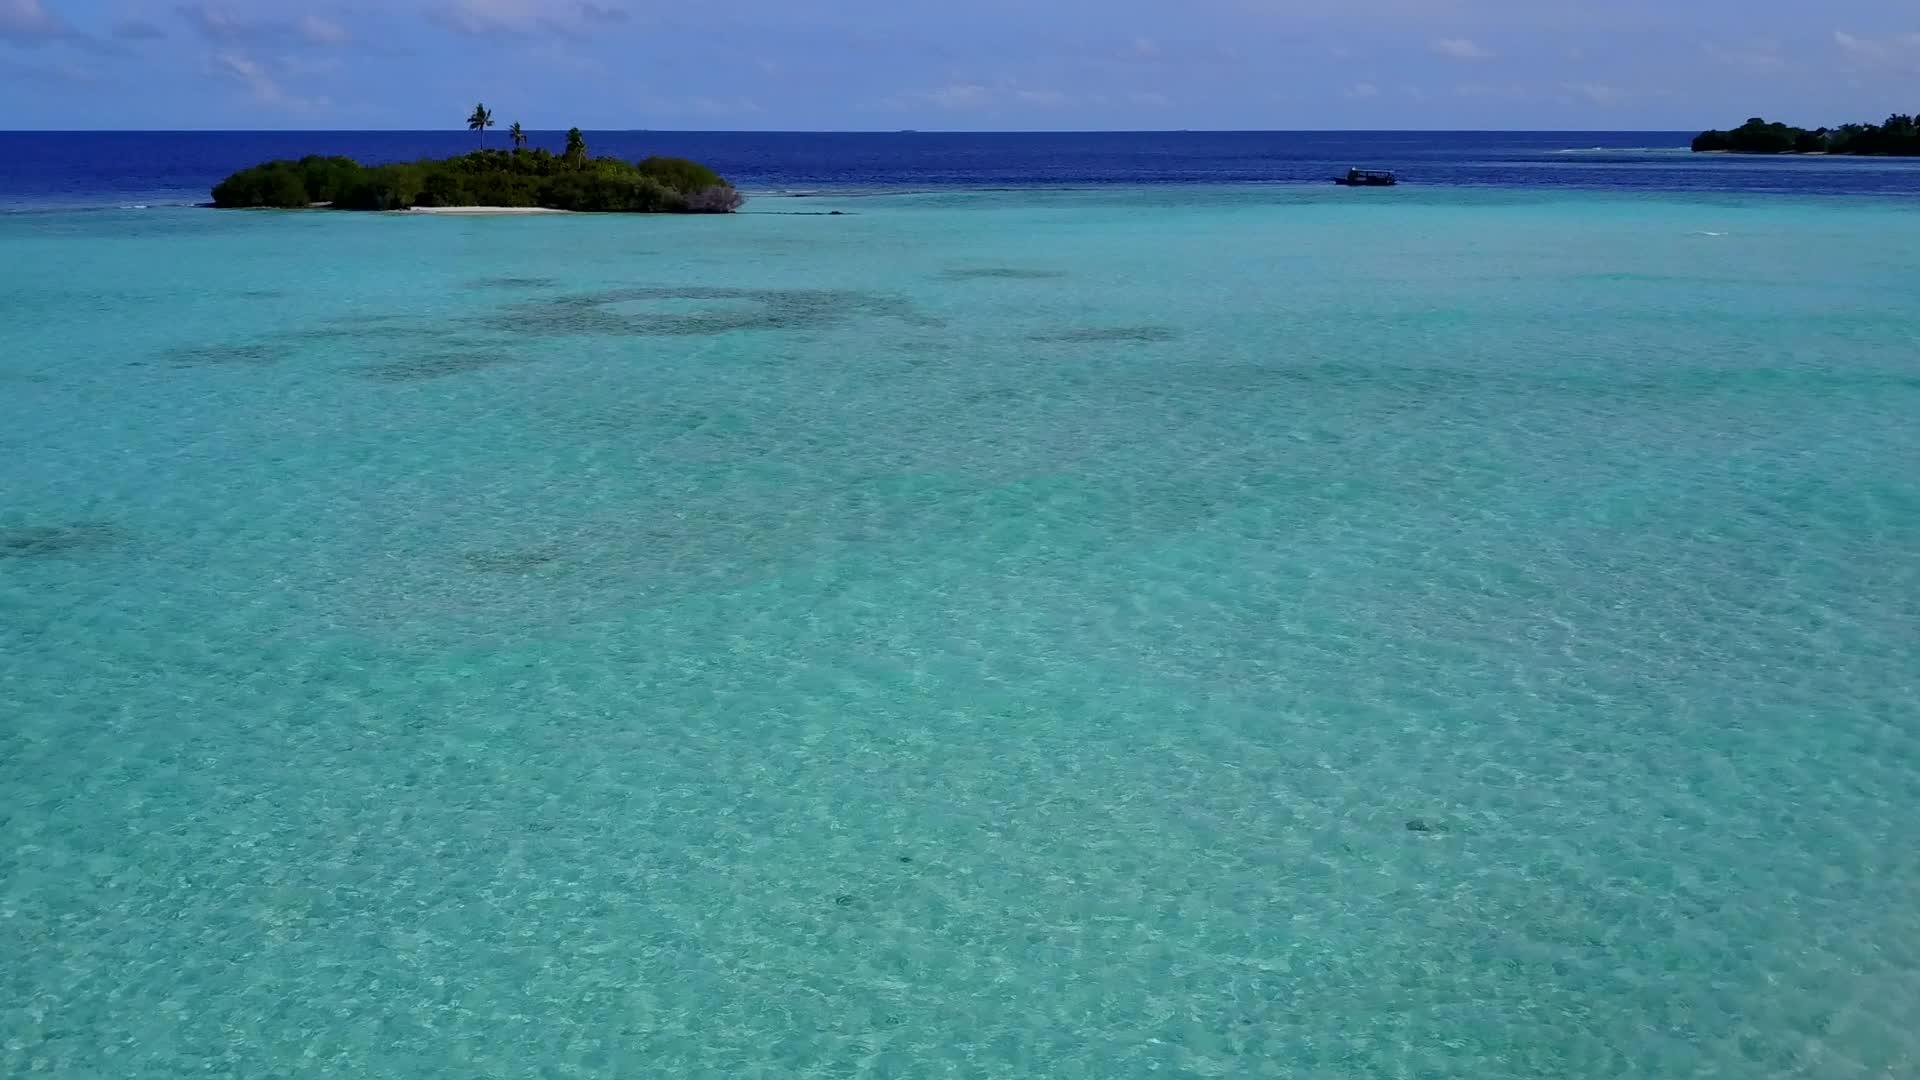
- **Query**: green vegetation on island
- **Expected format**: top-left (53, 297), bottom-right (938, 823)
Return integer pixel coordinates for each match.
top-left (1692, 114), bottom-right (1920, 155)
top-left (212, 106), bottom-right (743, 213)
top-left (212, 144), bottom-right (742, 213)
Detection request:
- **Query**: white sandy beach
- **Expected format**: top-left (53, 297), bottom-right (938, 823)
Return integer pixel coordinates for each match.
top-left (403, 206), bottom-right (572, 215)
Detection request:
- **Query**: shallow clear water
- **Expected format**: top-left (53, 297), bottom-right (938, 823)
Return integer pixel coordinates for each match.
top-left (4, 188), bottom-right (1919, 1077)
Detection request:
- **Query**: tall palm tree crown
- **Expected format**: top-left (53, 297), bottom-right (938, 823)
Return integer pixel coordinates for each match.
top-left (508, 122), bottom-right (527, 149)
top-left (467, 103), bottom-right (494, 148)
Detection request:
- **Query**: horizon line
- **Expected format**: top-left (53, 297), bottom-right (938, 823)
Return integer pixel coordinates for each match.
top-left (0, 127), bottom-right (1703, 136)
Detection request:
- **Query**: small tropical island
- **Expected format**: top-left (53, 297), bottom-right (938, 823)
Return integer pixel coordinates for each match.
top-left (1692, 114), bottom-right (1920, 155)
top-left (212, 104), bottom-right (743, 213)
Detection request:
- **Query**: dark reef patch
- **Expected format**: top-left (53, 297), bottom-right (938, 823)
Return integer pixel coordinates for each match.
top-left (0, 523), bottom-right (123, 559)
top-left (1168, 360), bottom-right (1490, 398)
top-left (462, 548), bottom-right (563, 574)
top-left (157, 317), bottom-right (502, 372)
top-left (285, 322), bottom-right (465, 345)
top-left (163, 342), bottom-right (283, 367)
top-left (277, 310), bottom-right (503, 348)
top-left (891, 338), bottom-right (958, 367)
top-left (500, 286), bottom-right (936, 338)
top-left (467, 276), bottom-right (562, 291)
top-left (356, 350), bottom-right (522, 382)
top-left (1029, 326), bottom-right (1180, 344)
top-left (941, 268), bottom-right (1068, 281)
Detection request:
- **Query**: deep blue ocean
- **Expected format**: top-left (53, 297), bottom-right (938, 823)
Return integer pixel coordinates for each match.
top-left (8, 129), bottom-right (1920, 209)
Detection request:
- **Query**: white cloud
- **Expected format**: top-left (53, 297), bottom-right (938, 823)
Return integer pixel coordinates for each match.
top-left (884, 81), bottom-right (1086, 112)
top-left (1454, 82), bottom-right (1530, 100)
top-left (928, 83), bottom-right (994, 109)
top-left (1242, 0), bottom-right (1474, 17)
top-left (1129, 36), bottom-right (1161, 59)
top-left (1564, 81), bottom-right (1625, 105)
top-left (297, 15), bottom-right (350, 46)
top-left (1431, 37), bottom-right (1494, 61)
top-left (688, 96), bottom-right (762, 117)
top-left (178, 5), bottom-right (241, 40)
top-left (1832, 30), bottom-right (1883, 60)
top-left (212, 51), bottom-right (273, 96)
top-left (577, 1), bottom-right (629, 23)
top-left (624, 92), bottom-right (762, 119)
top-left (428, 0), bottom-right (628, 37)
top-left (1705, 43), bottom-right (1784, 71)
top-left (0, 51), bottom-right (97, 82)
top-left (0, 0), bottom-right (72, 42)
top-left (1345, 82), bottom-right (1379, 98)
top-left (210, 51), bottom-right (328, 110)
top-left (113, 18), bottom-right (168, 41)
top-left (1833, 30), bottom-right (1920, 68)
top-left (426, 0), bottom-right (526, 33)
top-left (178, 5), bottom-right (351, 47)
top-left (1015, 88), bottom-right (1072, 107)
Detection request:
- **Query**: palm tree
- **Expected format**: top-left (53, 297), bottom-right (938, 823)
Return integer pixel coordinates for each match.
top-left (467, 103), bottom-right (494, 148)
top-left (508, 122), bottom-right (527, 150)
top-left (564, 127), bottom-right (588, 164)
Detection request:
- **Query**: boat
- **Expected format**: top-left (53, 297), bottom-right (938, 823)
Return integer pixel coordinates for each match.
top-left (1333, 168), bottom-right (1397, 187)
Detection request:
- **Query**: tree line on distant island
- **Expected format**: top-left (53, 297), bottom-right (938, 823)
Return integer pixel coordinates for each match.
top-left (212, 103), bottom-right (743, 213)
top-left (1693, 114), bottom-right (1920, 155)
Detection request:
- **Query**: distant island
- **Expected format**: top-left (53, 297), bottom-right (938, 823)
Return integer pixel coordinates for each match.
top-left (1692, 114), bottom-right (1920, 155)
top-left (213, 109), bottom-right (742, 213)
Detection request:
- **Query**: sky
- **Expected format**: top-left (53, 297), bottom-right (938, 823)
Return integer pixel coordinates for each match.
top-left (2, 0), bottom-right (1916, 130)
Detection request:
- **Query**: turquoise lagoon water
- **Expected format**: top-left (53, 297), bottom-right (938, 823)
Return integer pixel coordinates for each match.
top-left (3, 188), bottom-right (1919, 1077)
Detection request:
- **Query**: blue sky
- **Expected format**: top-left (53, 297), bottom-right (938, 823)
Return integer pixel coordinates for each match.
top-left (2, 0), bottom-right (1916, 130)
